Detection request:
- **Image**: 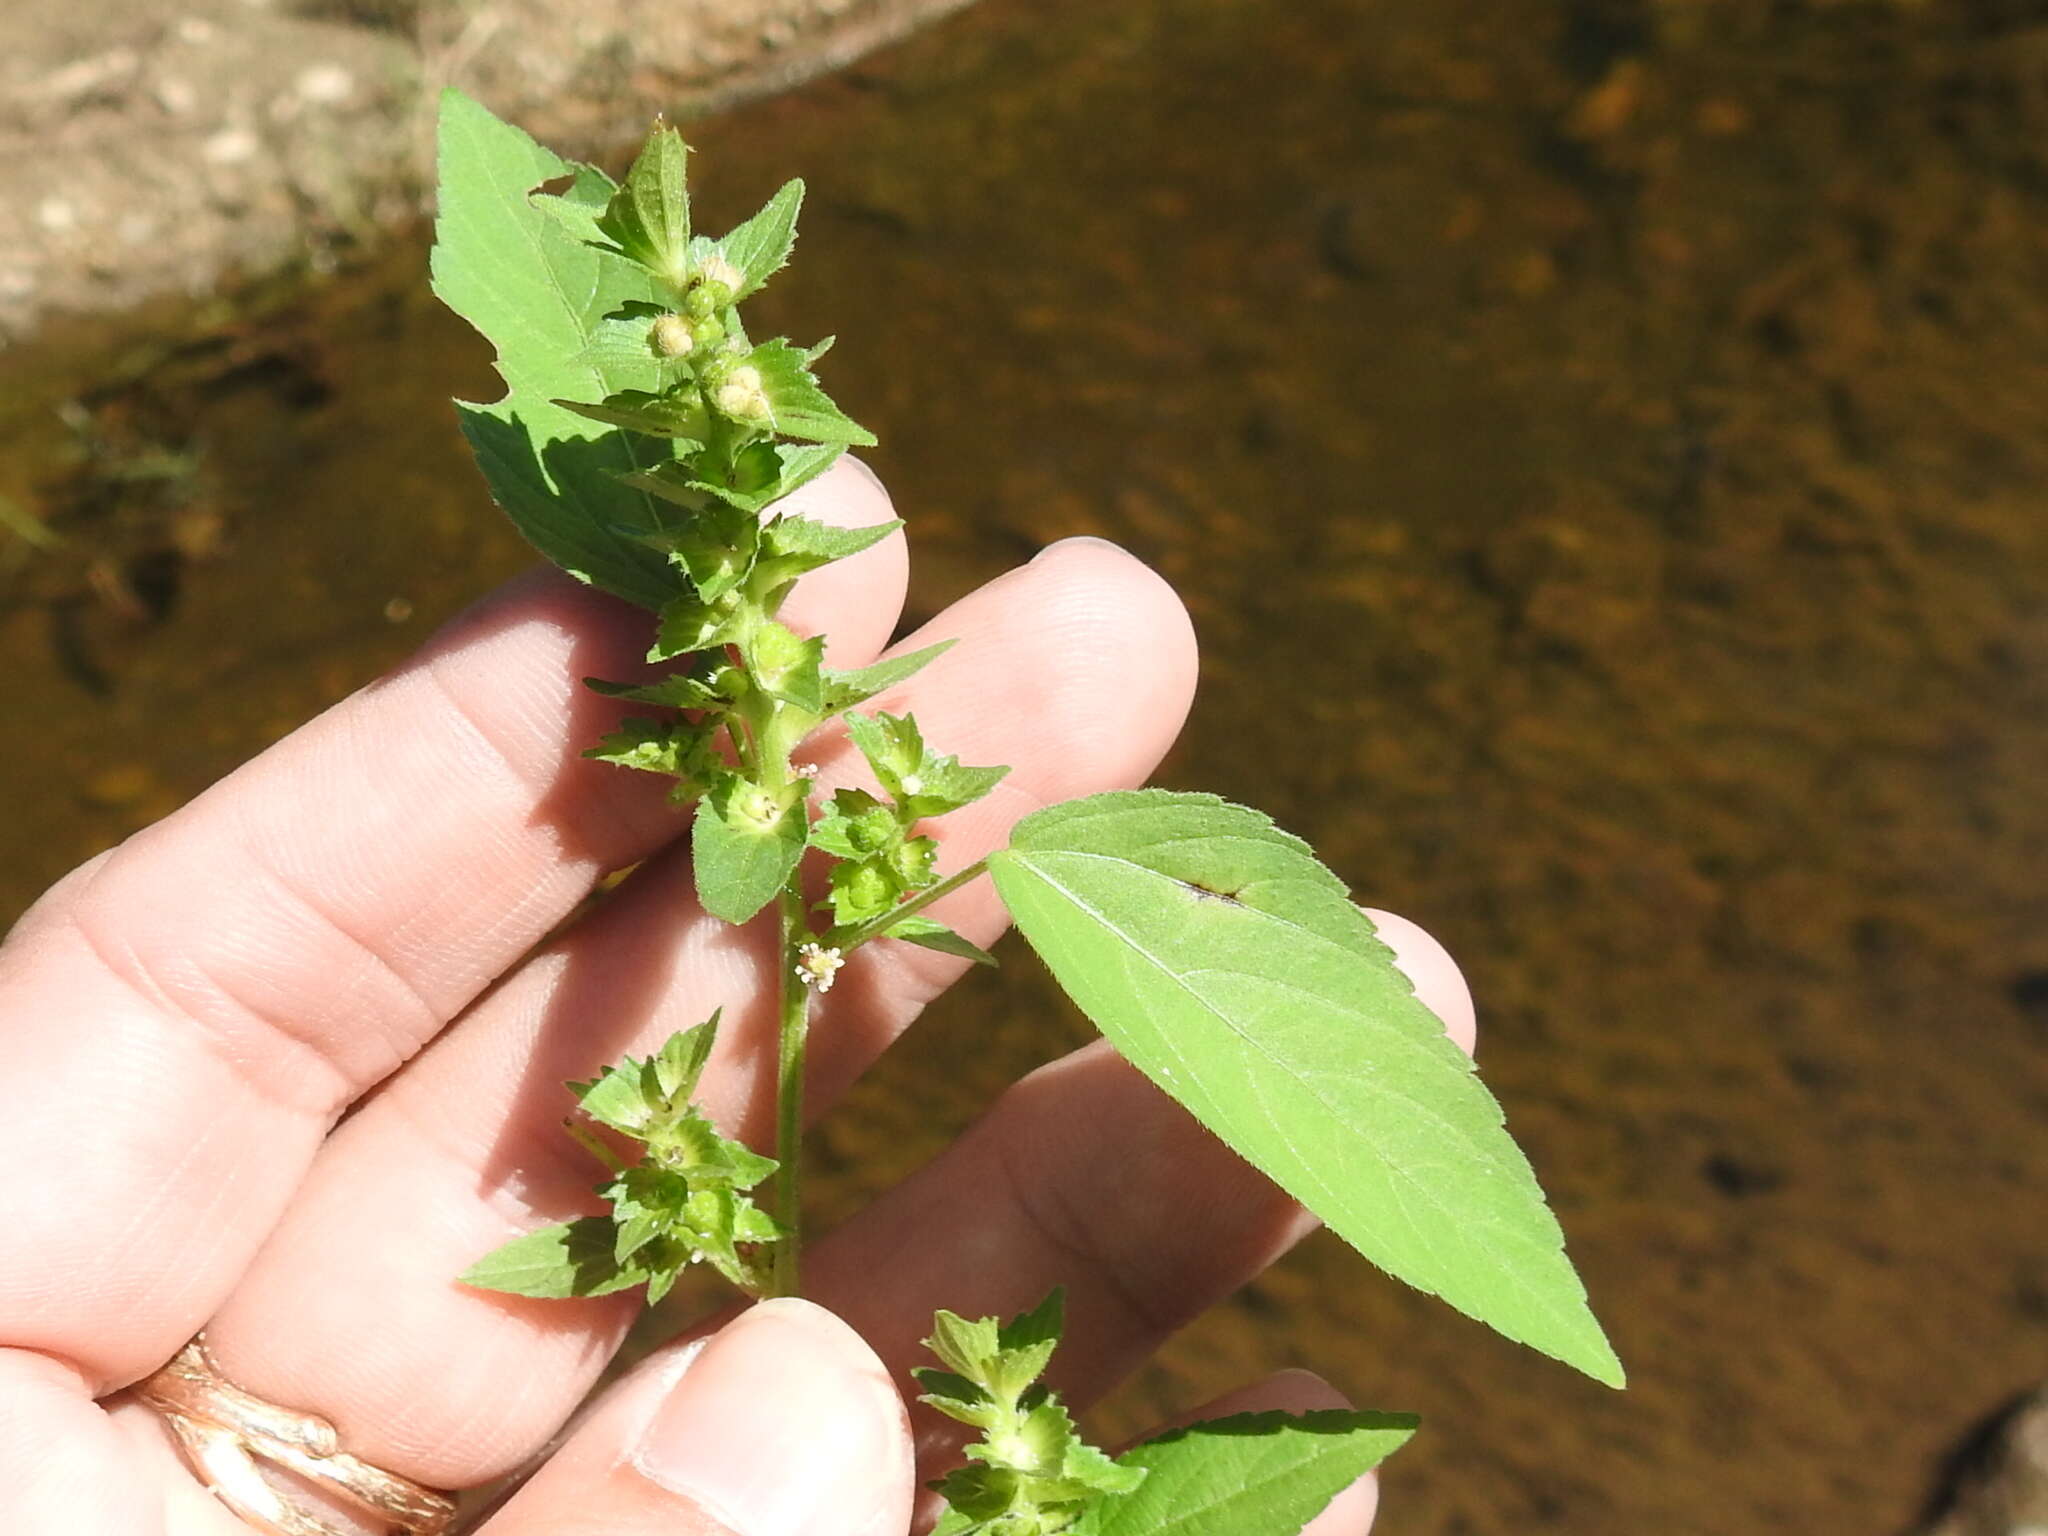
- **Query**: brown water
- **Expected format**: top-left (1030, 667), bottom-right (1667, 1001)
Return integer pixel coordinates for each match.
top-left (4, 1), bottom-right (2047, 1532)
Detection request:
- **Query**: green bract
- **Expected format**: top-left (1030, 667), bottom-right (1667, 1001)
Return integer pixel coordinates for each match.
top-left (432, 89), bottom-right (1621, 1536)
top-left (920, 1292), bottom-right (1144, 1536)
top-left (457, 1015), bottom-right (782, 1302)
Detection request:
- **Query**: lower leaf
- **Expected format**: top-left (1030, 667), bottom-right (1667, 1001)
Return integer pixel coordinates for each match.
top-left (459, 1216), bottom-right (648, 1299)
top-left (1084, 1411), bottom-right (1417, 1536)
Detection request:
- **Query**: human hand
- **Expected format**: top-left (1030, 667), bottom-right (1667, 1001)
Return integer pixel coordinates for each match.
top-left (0, 460), bottom-right (1475, 1535)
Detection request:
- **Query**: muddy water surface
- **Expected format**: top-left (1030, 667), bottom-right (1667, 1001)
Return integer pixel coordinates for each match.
top-left (3, 2), bottom-right (2046, 1533)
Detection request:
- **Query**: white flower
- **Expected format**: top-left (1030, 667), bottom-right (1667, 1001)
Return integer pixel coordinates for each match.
top-left (795, 942), bottom-right (844, 993)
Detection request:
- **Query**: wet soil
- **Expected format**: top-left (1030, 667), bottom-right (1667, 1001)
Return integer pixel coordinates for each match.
top-left (3, 2), bottom-right (2047, 1534)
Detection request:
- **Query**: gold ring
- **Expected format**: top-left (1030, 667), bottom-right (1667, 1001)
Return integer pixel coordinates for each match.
top-left (135, 1337), bottom-right (459, 1536)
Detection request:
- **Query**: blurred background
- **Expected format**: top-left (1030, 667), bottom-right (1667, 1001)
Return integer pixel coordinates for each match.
top-left (2, 1), bottom-right (2045, 1532)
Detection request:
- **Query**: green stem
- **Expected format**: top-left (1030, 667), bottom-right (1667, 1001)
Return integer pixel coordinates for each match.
top-left (839, 857), bottom-right (991, 952)
top-left (770, 875), bottom-right (810, 1298)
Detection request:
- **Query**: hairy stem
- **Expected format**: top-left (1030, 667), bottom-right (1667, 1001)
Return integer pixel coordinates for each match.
top-left (770, 875), bottom-right (811, 1298)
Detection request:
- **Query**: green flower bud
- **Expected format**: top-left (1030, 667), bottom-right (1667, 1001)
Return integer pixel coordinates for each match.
top-left (688, 313), bottom-right (727, 350)
top-left (735, 783), bottom-right (782, 830)
top-left (888, 836), bottom-right (938, 888)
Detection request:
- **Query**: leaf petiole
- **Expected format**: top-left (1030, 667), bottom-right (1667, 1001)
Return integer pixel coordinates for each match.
top-left (563, 1118), bottom-right (628, 1176)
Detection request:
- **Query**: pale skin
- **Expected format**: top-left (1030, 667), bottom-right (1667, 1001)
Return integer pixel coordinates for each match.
top-left (0, 459), bottom-right (1478, 1536)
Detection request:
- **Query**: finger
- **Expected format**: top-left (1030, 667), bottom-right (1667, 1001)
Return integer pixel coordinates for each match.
top-left (474, 1300), bottom-right (912, 1536)
top-left (0, 458), bottom-right (907, 1388)
top-left (199, 539), bottom-right (1199, 1488)
top-left (0, 1349), bottom-right (161, 1536)
top-left (805, 913), bottom-right (1476, 1457)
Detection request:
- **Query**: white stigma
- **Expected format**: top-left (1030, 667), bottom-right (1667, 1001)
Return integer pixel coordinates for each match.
top-left (697, 254), bottom-right (744, 292)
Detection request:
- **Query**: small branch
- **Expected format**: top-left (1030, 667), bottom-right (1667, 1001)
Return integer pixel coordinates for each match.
top-left (838, 856), bottom-right (991, 952)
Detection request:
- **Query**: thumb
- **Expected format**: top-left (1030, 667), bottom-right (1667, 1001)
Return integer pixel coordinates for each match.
top-left (479, 1298), bottom-right (914, 1536)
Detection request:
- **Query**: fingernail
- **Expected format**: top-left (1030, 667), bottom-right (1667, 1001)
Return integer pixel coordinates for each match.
top-left (633, 1299), bottom-right (905, 1536)
top-left (1033, 533), bottom-right (1130, 562)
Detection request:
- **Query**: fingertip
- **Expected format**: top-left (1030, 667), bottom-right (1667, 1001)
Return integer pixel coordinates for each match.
top-left (1237, 1366), bottom-right (1351, 1413)
top-left (1304, 1471), bottom-right (1382, 1536)
top-left (779, 456), bottom-right (911, 669)
top-left (484, 1299), bottom-right (913, 1536)
top-left (1360, 908), bottom-right (1477, 1056)
top-left (631, 1299), bottom-right (913, 1536)
top-left (1000, 536), bottom-right (1200, 793)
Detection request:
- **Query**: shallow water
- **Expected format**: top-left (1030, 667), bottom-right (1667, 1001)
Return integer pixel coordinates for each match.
top-left (4, 1), bottom-right (2046, 1532)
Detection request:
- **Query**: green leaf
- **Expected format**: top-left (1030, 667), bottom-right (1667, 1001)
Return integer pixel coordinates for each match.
top-left (626, 464), bottom-right (766, 518)
top-left (926, 1308), bottom-right (1005, 1386)
top-left (823, 856), bottom-right (903, 927)
top-left (596, 121), bottom-right (692, 285)
top-left (584, 664), bottom-right (737, 710)
top-left (999, 1287), bottom-right (1065, 1357)
top-left (459, 1216), bottom-right (647, 1299)
top-left (748, 513), bottom-right (904, 604)
top-left (808, 787), bottom-right (899, 859)
top-left (744, 620), bottom-right (827, 713)
top-left (530, 161), bottom-right (616, 243)
top-left (845, 709), bottom-right (924, 795)
top-left (987, 790), bottom-right (1624, 1388)
top-left (1001, 1400), bottom-right (1144, 1500)
top-left (914, 1368), bottom-right (1001, 1430)
top-left (845, 710), bottom-right (1009, 819)
top-left (1084, 1411), bottom-right (1417, 1536)
top-left (764, 442), bottom-right (847, 502)
top-left (432, 90), bottom-right (687, 610)
top-left (650, 588), bottom-right (746, 661)
top-left (888, 916), bottom-right (1000, 967)
top-left (711, 178), bottom-right (804, 299)
top-left (573, 301), bottom-right (694, 394)
top-left (584, 716), bottom-right (716, 789)
top-left (821, 639), bottom-right (956, 712)
top-left (904, 756), bottom-right (1010, 821)
top-left (554, 389), bottom-right (709, 440)
top-left (644, 500), bottom-right (760, 603)
top-left (653, 1018), bottom-right (718, 1101)
top-left (764, 511), bottom-right (902, 565)
top-left (693, 775), bottom-right (807, 924)
top-left (744, 338), bottom-right (877, 446)
top-left (574, 1056), bottom-right (658, 1137)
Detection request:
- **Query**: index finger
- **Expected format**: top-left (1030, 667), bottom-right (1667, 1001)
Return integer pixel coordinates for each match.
top-left (0, 459), bottom-right (906, 1389)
